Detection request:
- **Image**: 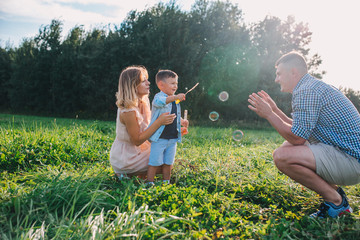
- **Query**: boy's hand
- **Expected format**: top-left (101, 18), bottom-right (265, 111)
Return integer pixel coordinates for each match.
top-left (176, 93), bottom-right (186, 102)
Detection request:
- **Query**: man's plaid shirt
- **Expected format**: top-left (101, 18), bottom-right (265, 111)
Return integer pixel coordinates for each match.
top-left (291, 73), bottom-right (360, 162)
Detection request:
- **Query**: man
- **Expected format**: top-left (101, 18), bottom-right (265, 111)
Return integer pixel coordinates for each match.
top-left (248, 51), bottom-right (360, 218)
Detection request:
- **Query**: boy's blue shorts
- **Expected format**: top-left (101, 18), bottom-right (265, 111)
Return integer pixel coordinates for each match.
top-left (149, 138), bottom-right (177, 166)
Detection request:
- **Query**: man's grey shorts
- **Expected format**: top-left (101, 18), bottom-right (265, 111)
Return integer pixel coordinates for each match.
top-left (309, 142), bottom-right (360, 185)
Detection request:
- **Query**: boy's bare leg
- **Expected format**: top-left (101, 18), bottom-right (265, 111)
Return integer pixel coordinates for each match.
top-left (162, 164), bottom-right (172, 180)
top-left (156, 165), bottom-right (164, 174)
top-left (147, 165), bottom-right (158, 182)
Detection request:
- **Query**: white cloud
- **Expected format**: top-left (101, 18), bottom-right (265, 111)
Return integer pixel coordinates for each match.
top-left (1, 0), bottom-right (123, 24)
top-left (0, 0), bottom-right (195, 25)
top-left (0, 0), bottom-right (181, 46)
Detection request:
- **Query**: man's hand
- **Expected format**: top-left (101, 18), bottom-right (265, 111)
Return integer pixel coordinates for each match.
top-left (258, 90), bottom-right (278, 111)
top-left (248, 93), bottom-right (273, 119)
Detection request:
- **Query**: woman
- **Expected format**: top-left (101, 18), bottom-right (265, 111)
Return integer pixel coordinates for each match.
top-left (109, 66), bottom-right (175, 179)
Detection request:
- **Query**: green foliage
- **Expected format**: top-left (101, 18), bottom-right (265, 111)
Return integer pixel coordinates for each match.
top-left (0, 165), bottom-right (190, 239)
top-left (249, 15), bottom-right (326, 116)
top-left (0, 47), bottom-right (12, 109)
top-left (1, 0), bottom-right (326, 121)
top-left (1, 114), bottom-right (360, 239)
top-left (341, 87), bottom-right (360, 113)
top-left (197, 44), bottom-right (260, 120)
top-left (0, 114), bottom-right (113, 172)
top-left (7, 38), bottom-right (38, 112)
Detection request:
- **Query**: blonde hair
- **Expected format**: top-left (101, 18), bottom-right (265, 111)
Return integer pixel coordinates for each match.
top-left (115, 66), bottom-right (149, 109)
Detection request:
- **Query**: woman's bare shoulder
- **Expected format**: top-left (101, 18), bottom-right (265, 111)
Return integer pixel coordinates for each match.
top-left (120, 108), bottom-right (137, 124)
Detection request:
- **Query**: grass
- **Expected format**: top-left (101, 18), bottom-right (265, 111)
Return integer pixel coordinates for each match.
top-left (0, 113), bottom-right (360, 239)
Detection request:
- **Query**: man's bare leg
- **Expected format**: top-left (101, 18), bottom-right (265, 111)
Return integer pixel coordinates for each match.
top-left (273, 141), bottom-right (342, 205)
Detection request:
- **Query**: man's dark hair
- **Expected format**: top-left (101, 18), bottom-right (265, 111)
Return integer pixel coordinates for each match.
top-left (275, 51), bottom-right (308, 72)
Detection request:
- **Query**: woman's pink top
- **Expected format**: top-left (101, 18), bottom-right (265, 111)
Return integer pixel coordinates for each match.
top-left (109, 99), bottom-right (151, 175)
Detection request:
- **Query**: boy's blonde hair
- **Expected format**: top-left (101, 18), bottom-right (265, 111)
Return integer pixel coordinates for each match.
top-left (116, 66), bottom-right (149, 109)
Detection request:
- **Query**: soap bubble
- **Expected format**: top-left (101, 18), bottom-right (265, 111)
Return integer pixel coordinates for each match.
top-left (218, 91), bottom-right (229, 102)
top-left (185, 87), bottom-right (188, 91)
top-left (232, 130), bottom-right (244, 141)
top-left (209, 111), bottom-right (219, 121)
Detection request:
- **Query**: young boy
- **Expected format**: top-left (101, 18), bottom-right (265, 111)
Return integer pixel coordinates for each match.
top-left (147, 70), bottom-right (189, 185)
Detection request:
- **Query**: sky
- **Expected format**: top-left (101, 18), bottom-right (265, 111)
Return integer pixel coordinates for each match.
top-left (1, 0), bottom-right (359, 91)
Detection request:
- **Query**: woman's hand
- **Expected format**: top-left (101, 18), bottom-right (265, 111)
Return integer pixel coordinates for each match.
top-left (181, 118), bottom-right (189, 128)
top-left (158, 112), bottom-right (176, 125)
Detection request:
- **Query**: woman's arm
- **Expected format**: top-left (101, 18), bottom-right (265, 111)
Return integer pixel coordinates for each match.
top-left (121, 111), bottom-right (175, 146)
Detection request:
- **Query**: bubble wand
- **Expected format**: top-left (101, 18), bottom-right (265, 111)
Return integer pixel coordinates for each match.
top-left (175, 82), bottom-right (199, 104)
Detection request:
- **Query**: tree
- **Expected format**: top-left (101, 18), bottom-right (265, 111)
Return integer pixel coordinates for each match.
top-left (197, 44), bottom-right (260, 120)
top-left (52, 26), bottom-right (85, 116)
top-left (117, 2), bottom-right (193, 91)
top-left (0, 47), bottom-right (12, 109)
top-left (34, 19), bottom-right (63, 113)
top-left (7, 39), bottom-right (38, 112)
top-left (250, 16), bottom-right (324, 116)
top-left (341, 87), bottom-right (360, 113)
top-left (2, 1), bottom-right (324, 122)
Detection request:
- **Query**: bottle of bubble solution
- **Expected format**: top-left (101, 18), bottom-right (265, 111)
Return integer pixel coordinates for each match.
top-left (181, 110), bottom-right (189, 136)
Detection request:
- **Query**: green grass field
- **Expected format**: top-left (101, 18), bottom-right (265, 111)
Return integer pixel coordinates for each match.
top-left (1, 114), bottom-right (359, 239)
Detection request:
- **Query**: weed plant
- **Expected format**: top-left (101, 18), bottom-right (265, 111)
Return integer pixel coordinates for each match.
top-left (0, 114), bottom-right (359, 239)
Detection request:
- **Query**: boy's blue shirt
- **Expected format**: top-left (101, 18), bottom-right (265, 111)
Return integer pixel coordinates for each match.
top-left (149, 91), bottom-right (182, 142)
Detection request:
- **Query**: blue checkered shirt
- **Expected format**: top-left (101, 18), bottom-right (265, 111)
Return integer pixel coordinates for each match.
top-left (291, 74), bottom-right (360, 162)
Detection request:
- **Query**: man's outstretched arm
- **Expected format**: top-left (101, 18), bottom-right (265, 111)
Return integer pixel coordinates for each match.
top-left (258, 90), bottom-right (293, 125)
top-left (248, 92), bottom-right (306, 145)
